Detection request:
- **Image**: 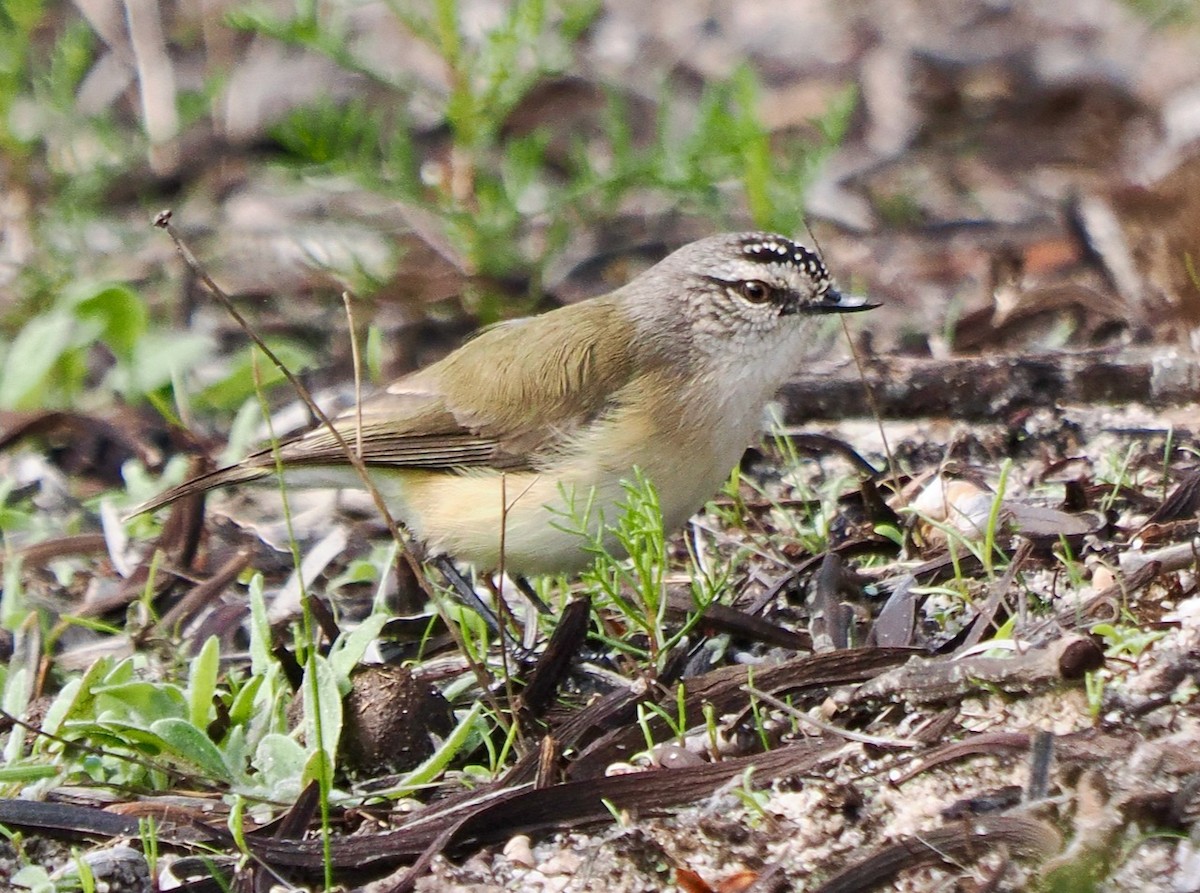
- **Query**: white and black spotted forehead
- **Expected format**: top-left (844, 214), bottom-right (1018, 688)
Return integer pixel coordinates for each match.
top-left (737, 234), bottom-right (829, 280)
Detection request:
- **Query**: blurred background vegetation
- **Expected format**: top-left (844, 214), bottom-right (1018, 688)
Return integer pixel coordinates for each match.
top-left (5, 4), bottom-right (1200, 888)
top-left (0, 0), bottom-right (856, 425)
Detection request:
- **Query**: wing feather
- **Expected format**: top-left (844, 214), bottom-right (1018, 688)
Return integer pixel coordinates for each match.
top-left (257, 297), bottom-right (637, 473)
top-left (132, 298), bottom-right (641, 516)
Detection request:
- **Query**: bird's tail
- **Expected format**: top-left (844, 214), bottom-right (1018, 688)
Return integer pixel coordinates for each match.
top-left (128, 462), bottom-right (271, 518)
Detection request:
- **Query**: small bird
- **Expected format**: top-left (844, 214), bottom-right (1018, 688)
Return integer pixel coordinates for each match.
top-left (139, 232), bottom-right (873, 576)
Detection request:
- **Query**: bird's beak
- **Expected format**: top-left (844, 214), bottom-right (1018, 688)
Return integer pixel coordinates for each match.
top-left (804, 288), bottom-right (879, 315)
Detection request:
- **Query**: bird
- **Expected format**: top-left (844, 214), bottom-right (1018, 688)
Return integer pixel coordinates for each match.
top-left (136, 232), bottom-right (873, 576)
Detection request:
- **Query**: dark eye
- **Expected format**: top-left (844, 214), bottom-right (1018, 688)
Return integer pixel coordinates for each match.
top-left (739, 280), bottom-right (772, 303)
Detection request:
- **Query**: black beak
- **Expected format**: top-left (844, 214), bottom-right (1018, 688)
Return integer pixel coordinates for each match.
top-left (805, 288), bottom-right (879, 315)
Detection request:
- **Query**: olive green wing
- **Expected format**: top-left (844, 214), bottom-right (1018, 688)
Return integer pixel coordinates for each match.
top-left (281, 299), bottom-right (636, 471)
top-left (131, 299), bottom-right (638, 515)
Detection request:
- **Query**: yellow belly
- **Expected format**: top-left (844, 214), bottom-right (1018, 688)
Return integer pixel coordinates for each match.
top-left (371, 448), bottom-right (732, 577)
top-left (284, 377), bottom-right (761, 575)
top-left (391, 469), bottom-right (616, 575)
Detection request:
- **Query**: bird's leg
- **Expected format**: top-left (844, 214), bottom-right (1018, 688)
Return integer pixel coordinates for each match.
top-left (481, 573), bottom-right (519, 667)
top-left (511, 575), bottom-right (551, 651)
top-left (481, 573), bottom-right (535, 646)
top-left (431, 555), bottom-right (506, 639)
top-left (513, 575), bottom-right (552, 616)
top-left (480, 574), bottom-right (550, 659)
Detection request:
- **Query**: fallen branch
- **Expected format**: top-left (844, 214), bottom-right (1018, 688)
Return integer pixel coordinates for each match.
top-left (781, 348), bottom-right (1200, 421)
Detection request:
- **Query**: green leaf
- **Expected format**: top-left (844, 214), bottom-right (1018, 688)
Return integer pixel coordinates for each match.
top-left (327, 557), bottom-right (382, 593)
top-left (12, 864), bottom-right (54, 893)
top-left (102, 656), bottom-right (136, 685)
top-left (220, 724), bottom-right (250, 786)
top-left (248, 574), bottom-right (272, 677)
top-left (251, 732), bottom-right (308, 797)
top-left (2, 655), bottom-right (33, 763)
top-left (3, 0), bottom-right (49, 34)
top-left (68, 720), bottom-right (167, 755)
top-left (0, 763), bottom-right (59, 783)
top-left (301, 654), bottom-right (342, 765)
top-left (35, 673), bottom-right (85, 743)
top-left (94, 681), bottom-right (187, 723)
top-left (110, 330), bottom-right (215, 399)
top-left (393, 700), bottom-right (484, 793)
top-left (0, 311), bottom-right (75, 408)
top-left (150, 718), bottom-right (229, 779)
top-left (196, 340), bottom-right (318, 411)
top-left (301, 746), bottom-right (334, 789)
top-left (327, 611), bottom-right (389, 686)
top-left (227, 672), bottom-right (265, 731)
top-left (0, 546), bottom-right (26, 624)
top-left (366, 323), bottom-right (383, 383)
top-left (66, 282), bottom-right (147, 359)
top-left (188, 636), bottom-right (220, 730)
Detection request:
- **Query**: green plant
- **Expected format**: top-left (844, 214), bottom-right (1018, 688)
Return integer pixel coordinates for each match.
top-left (385, 700), bottom-right (487, 795)
top-left (555, 471), bottom-right (723, 674)
top-left (0, 282), bottom-right (200, 410)
top-left (902, 464), bottom-right (1012, 586)
top-left (11, 864), bottom-right (54, 893)
top-left (874, 521), bottom-right (905, 548)
top-left (1054, 535), bottom-right (1088, 592)
top-left (1097, 443), bottom-right (1139, 514)
top-left (745, 668), bottom-right (772, 753)
top-left (1, 4), bottom-right (112, 181)
top-left (0, 0), bottom-right (46, 158)
top-left (730, 766), bottom-right (771, 826)
top-left (1090, 622), bottom-right (1166, 660)
top-left (237, 1), bottom-right (853, 322)
top-left (1121, 0), bottom-right (1199, 27)
top-left (1084, 669), bottom-right (1105, 719)
top-left (139, 817), bottom-right (160, 892)
top-left (0, 571), bottom-right (403, 808)
top-left (570, 69), bottom-right (855, 237)
top-left (196, 341), bottom-right (321, 413)
top-left (237, 0), bottom-right (597, 283)
top-left (1160, 425), bottom-right (1176, 502)
top-left (980, 460), bottom-right (1012, 580)
top-left (636, 683), bottom-right (689, 752)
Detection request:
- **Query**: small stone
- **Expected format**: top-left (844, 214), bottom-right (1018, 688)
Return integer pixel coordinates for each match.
top-left (538, 852), bottom-right (582, 876)
top-left (605, 761), bottom-right (643, 776)
top-left (653, 743), bottom-right (704, 769)
top-left (503, 834), bottom-right (535, 868)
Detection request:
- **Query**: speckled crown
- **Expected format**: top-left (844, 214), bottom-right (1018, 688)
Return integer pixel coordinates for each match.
top-left (737, 234), bottom-right (829, 281)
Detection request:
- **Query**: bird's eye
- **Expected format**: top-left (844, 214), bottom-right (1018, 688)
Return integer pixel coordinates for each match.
top-left (739, 280), bottom-right (772, 303)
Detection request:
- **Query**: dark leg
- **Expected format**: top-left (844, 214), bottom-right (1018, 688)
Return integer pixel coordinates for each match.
top-left (514, 575), bottom-right (553, 616)
top-left (431, 555), bottom-right (505, 638)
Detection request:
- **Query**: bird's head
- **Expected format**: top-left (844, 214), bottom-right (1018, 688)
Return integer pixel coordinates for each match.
top-left (624, 231), bottom-right (875, 363)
